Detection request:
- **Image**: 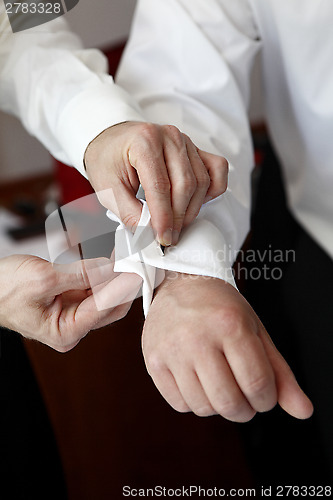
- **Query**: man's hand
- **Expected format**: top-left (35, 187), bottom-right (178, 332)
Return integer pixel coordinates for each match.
top-left (0, 255), bottom-right (142, 352)
top-left (142, 272), bottom-right (313, 422)
top-left (84, 122), bottom-right (228, 246)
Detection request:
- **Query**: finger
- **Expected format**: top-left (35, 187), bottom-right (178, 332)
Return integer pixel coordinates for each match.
top-left (128, 131), bottom-right (173, 244)
top-left (224, 332), bottom-right (278, 413)
top-left (173, 367), bottom-right (216, 417)
top-left (94, 179), bottom-right (143, 232)
top-left (54, 258), bottom-right (116, 294)
top-left (163, 128), bottom-right (197, 244)
top-left (90, 300), bottom-right (134, 330)
top-left (59, 272), bottom-right (142, 337)
top-left (45, 272), bottom-right (141, 351)
top-left (258, 328), bottom-right (314, 419)
top-left (197, 150), bottom-right (228, 202)
top-left (147, 365), bottom-right (191, 413)
top-left (181, 137), bottom-right (210, 229)
top-left (90, 272), bottom-right (143, 311)
top-left (196, 349), bottom-right (256, 422)
top-left (109, 181), bottom-right (144, 232)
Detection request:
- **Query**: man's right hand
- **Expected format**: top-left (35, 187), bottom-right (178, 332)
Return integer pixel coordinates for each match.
top-left (142, 272), bottom-right (314, 422)
top-left (84, 121), bottom-right (228, 246)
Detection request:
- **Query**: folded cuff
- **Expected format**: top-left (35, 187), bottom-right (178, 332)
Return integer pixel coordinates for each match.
top-left (107, 201), bottom-right (237, 316)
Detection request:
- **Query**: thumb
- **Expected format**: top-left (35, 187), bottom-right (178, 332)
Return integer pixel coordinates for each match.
top-left (259, 329), bottom-right (314, 419)
top-left (96, 184), bottom-right (143, 232)
top-left (89, 272), bottom-right (143, 311)
top-left (53, 258), bottom-right (116, 294)
top-left (74, 272), bottom-right (143, 331)
top-left (116, 183), bottom-right (144, 232)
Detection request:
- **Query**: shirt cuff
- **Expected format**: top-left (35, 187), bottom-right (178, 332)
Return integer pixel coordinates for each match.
top-left (55, 81), bottom-right (145, 176)
top-left (107, 200), bottom-right (237, 317)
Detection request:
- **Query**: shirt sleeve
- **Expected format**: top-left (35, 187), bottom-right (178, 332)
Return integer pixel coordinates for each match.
top-left (114, 0), bottom-right (262, 302)
top-left (0, 6), bottom-right (144, 176)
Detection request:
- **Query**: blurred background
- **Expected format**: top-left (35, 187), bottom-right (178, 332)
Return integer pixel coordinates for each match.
top-left (0, 0), bottom-right (137, 184)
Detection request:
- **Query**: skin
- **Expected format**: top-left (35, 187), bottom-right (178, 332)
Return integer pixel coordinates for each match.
top-left (2, 122), bottom-right (312, 423)
top-left (85, 121), bottom-right (313, 422)
top-left (0, 254), bottom-right (142, 352)
top-left (84, 121), bottom-right (229, 245)
top-left (1, 120), bottom-right (226, 350)
top-left (142, 272), bottom-right (314, 422)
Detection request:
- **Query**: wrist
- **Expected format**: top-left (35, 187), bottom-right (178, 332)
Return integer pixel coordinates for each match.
top-left (154, 270), bottom-right (222, 296)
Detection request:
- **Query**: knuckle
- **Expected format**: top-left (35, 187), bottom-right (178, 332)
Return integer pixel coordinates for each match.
top-left (196, 170), bottom-right (210, 190)
top-left (130, 123), bottom-right (161, 158)
top-left (214, 306), bottom-right (255, 343)
top-left (36, 271), bottom-right (57, 295)
top-left (176, 172), bottom-right (197, 196)
top-left (225, 408), bottom-right (256, 423)
top-left (151, 177), bottom-right (171, 195)
top-left (215, 399), bottom-right (245, 420)
top-left (145, 352), bottom-right (165, 374)
top-left (213, 306), bottom-right (242, 335)
top-left (162, 124), bottom-right (184, 148)
top-left (121, 212), bottom-right (140, 230)
top-left (244, 375), bottom-right (271, 397)
top-left (173, 212), bottom-right (186, 229)
top-left (173, 401), bottom-right (191, 413)
top-left (138, 122), bottom-right (160, 144)
top-left (193, 405), bottom-right (215, 417)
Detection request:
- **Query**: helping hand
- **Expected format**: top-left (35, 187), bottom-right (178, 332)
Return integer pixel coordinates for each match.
top-left (0, 254), bottom-right (142, 352)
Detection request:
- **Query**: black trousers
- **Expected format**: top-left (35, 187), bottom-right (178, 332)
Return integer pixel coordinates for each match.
top-left (240, 143), bottom-right (333, 485)
top-left (0, 329), bottom-right (67, 499)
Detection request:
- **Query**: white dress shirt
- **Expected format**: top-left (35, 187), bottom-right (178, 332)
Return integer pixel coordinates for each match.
top-left (0, 4), bottom-right (239, 313)
top-left (0, 6), bottom-right (143, 176)
top-left (1, 1), bottom-right (332, 313)
top-left (116, 0), bottom-right (333, 266)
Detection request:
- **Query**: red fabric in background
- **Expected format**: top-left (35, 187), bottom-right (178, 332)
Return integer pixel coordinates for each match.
top-left (54, 42), bottom-right (125, 205)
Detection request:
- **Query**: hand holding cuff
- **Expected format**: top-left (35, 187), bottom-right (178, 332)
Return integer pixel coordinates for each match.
top-left (107, 199), bottom-right (237, 316)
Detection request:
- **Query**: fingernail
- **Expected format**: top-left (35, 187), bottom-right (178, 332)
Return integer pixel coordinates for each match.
top-left (204, 195), bottom-right (213, 204)
top-left (158, 228), bottom-right (172, 246)
top-left (172, 229), bottom-right (179, 246)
